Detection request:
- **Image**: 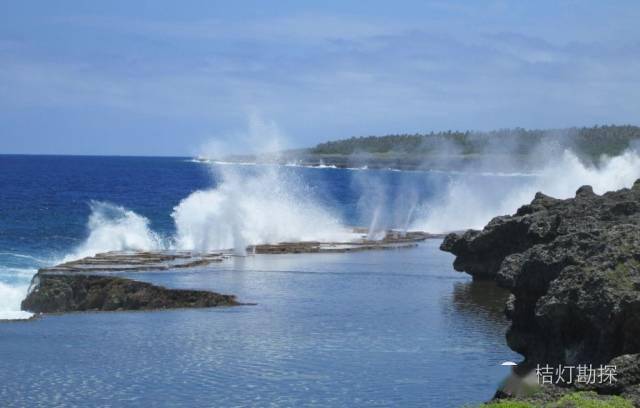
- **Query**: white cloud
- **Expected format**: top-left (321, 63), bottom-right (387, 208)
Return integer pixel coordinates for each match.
top-left (1, 4), bottom-right (640, 152)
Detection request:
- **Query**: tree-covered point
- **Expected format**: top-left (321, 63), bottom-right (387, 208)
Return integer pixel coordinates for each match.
top-left (310, 125), bottom-right (640, 159)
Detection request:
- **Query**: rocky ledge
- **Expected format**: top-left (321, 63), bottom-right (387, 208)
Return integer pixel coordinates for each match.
top-left (22, 274), bottom-right (237, 313)
top-left (40, 251), bottom-right (230, 274)
top-left (441, 179), bottom-right (640, 403)
top-left (20, 250), bottom-right (239, 315)
top-left (249, 231), bottom-right (437, 254)
top-left (21, 229), bottom-right (434, 316)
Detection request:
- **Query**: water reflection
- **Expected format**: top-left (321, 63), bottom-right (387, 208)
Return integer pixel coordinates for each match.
top-left (451, 280), bottom-right (511, 329)
top-left (0, 244), bottom-right (520, 407)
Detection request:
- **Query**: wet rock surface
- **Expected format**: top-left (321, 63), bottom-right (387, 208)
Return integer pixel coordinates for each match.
top-left (23, 251), bottom-right (237, 315)
top-left (249, 231), bottom-right (437, 254)
top-left (40, 251), bottom-right (229, 274)
top-left (22, 274), bottom-right (237, 313)
top-left (441, 179), bottom-right (640, 402)
top-left (22, 230), bottom-right (435, 315)
top-left (441, 181), bottom-right (640, 280)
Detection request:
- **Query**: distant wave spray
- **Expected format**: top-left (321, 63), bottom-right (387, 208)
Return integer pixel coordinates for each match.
top-left (63, 201), bottom-right (164, 262)
top-left (172, 166), bottom-right (353, 254)
top-left (413, 148), bottom-right (640, 232)
top-left (3, 147), bottom-right (639, 321)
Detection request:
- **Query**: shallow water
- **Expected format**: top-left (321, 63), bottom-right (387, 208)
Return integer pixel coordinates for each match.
top-left (0, 242), bottom-right (518, 407)
top-left (0, 155), bottom-right (520, 406)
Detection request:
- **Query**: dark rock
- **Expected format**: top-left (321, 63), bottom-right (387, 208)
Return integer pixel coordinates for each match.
top-left (440, 181), bottom-right (640, 281)
top-left (440, 179), bottom-right (640, 401)
top-left (596, 354), bottom-right (640, 395)
top-left (501, 224), bottom-right (640, 366)
top-left (21, 273), bottom-right (238, 313)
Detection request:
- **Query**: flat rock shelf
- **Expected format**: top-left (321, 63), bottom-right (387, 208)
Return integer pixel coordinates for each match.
top-left (20, 230), bottom-right (437, 316)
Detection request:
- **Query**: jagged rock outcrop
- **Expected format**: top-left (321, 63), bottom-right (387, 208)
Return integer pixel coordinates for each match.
top-left (441, 179), bottom-right (640, 401)
top-left (22, 274), bottom-right (237, 313)
top-left (501, 224), bottom-right (640, 367)
top-left (441, 180), bottom-right (640, 280)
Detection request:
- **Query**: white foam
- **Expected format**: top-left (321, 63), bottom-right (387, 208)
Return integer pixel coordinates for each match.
top-left (0, 281), bottom-right (33, 321)
top-left (172, 165), bottom-right (353, 254)
top-left (0, 201), bottom-right (164, 320)
top-left (64, 201), bottom-right (163, 262)
top-left (413, 149), bottom-right (640, 233)
top-left (0, 267), bottom-right (39, 278)
top-left (3, 147), bottom-right (636, 321)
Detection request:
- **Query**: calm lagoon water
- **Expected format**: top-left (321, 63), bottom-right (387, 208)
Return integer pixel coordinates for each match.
top-left (0, 156), bottom-right (519, 407)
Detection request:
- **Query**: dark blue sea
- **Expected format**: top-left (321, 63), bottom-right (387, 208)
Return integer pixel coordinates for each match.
top-left (0, 155), bottom-right (521, 407)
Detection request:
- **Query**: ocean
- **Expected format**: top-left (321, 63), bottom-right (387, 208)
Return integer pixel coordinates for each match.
top-left (5, 153), bottom-right (630, 406)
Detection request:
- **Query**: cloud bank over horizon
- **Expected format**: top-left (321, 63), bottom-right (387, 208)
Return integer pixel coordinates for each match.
top-left (1, 0), bottom-right (639, 155)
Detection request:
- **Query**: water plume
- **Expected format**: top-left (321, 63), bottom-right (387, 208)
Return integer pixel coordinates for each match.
top-left (176, 113), bottom-right (355, 253)
top-left (413, 148), bottom-right (640, 233)
top-left (1, 202), bottom-right (165, 320)
top-left (172, 165), bottom-right (353, 253)
top-left (354, 171), bottom-right (389, 240)
top-left (64, 201), bottom-right (163, 261)
top-left (353, 168), bottom-right (424, 239)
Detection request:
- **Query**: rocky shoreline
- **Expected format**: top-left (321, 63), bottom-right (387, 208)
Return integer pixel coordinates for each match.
top-left (441, 179), bottom-right (640, 405)
top-left (20, 230), bottom-right (434, 316)
top-left (19, 250), bottom-right (239, 315)
top-left (22, 274), bottom-right (238, 313)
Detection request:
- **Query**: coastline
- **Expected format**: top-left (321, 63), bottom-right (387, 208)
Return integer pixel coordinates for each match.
top-left (18, 230), bottom-right (435, 317)
top-left (442, 179), bottom-right (640, 405)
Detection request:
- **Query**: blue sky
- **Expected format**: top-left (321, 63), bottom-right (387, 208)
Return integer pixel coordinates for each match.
top-left (1, 1), bottom-right (639, 156)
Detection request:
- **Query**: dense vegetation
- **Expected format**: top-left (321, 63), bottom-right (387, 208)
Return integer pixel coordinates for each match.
top-left (310, 125), bottom-right (640, 160)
